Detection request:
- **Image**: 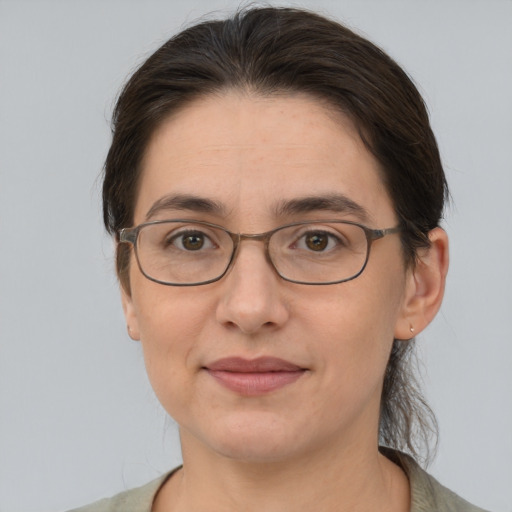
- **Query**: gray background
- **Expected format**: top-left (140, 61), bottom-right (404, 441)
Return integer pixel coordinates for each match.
top-left (1, 1), bottom-right (511, 511)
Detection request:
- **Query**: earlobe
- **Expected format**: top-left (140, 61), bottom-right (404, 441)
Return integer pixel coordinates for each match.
top-left (394, 227), bottom-right (449, 340)
top-left (121, 286), bottom-right (141, 341)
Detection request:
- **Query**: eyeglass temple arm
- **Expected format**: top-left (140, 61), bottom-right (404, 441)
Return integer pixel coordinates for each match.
top-left (118, 228), bottom-right (137, 244)
top-left (369, 226), bottom-right (401, 240)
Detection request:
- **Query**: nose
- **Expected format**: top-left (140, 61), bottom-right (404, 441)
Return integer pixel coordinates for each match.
top-left (215, 242), bottom-right (290, 334)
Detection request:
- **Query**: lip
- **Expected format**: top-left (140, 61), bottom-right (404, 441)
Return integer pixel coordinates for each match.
top-left (204, 357), bottom-right (307, 396)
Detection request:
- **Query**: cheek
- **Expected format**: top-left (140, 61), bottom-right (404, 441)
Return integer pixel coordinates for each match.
top-left (312, 291), bottom-right (395, 370)
top-left (303, 261), bottom-right (406, 379)
top-left (131, 283), bottom-right (213, 404)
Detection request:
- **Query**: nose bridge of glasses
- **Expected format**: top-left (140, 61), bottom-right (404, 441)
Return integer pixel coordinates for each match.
top-left (229, 231), bottom-right (274, 269)
top-left (238, 231), bottom-right (271, 242)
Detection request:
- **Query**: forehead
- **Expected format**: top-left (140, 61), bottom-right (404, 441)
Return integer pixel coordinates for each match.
top-left (136, 92), bottom-right (394, 227)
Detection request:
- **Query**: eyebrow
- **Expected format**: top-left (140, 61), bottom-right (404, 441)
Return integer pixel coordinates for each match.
top-left (274, 194), bottom-right (371, 223)
top-left (145, 193), bottom-right (226, 220)
top-left (145, 192), bottom-right (371, 224)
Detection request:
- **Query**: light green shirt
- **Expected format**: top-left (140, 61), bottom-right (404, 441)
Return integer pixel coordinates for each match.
top-left (68, 452), bottom-right (489, 512)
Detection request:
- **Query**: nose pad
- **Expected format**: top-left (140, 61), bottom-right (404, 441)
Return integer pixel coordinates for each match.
top-left (215, 243), bottom-right (289, 334)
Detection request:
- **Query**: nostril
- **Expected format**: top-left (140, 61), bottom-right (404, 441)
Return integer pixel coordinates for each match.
top-left (216, 291), bottom-right (288, 335)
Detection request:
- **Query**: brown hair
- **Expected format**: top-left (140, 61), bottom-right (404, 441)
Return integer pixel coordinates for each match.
top-left (103, 6), bottom-right (447, 463)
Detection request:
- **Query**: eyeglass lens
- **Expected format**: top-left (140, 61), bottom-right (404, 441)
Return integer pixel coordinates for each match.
top-left (133, 221), bottom-right (370, 285)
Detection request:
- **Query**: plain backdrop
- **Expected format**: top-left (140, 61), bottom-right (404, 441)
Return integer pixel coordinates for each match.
top-left (1, 1), bottom-right (511, 511)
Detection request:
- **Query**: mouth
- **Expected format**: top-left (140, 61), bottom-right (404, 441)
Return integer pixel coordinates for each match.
top-left (204, 357), bottom-right (307, 396)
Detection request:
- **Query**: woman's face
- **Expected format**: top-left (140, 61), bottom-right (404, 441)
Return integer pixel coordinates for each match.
top-left (123, 92), bottom-right (413, 462)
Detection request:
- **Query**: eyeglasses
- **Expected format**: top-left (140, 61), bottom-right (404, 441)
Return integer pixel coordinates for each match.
top-left (119, 219), bottom-right (400, 286)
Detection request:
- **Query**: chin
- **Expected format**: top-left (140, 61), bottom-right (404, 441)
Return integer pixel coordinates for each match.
top-left (190, 412), bottom-right (308, 463)
top-left (212, 438), bottom-right (300, 464)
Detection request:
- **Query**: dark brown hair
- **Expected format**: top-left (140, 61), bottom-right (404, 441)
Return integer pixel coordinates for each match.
top-left (103, 6), bottom-right (447, 464)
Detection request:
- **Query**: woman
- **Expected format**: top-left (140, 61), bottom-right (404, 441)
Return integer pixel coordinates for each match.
top-left (73, 7), bottom-right (487, 512)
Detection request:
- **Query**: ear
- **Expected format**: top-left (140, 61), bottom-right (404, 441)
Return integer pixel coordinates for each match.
top-left (394, 227), bottom-right (449, 340)
top-left (121, 285), bottom-right (141, 341)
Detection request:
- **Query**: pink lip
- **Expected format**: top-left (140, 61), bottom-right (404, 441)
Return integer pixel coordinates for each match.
top-left (205, 357), bottom-right (307, 396)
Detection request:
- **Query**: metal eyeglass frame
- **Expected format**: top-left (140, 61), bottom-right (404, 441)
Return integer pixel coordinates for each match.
top-left (119, 219), bottom-right (401, 286)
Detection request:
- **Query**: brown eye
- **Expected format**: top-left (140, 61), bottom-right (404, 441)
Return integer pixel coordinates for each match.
top-left (305, 233), bottom-right (329, 251)
top-left (165, 229), bottom-right (214, 251)
top-left (181, 233), bottom-right (205, 251)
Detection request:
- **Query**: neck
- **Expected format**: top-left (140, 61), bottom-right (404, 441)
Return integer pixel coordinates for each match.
top-left (153, 432), bottom-right (410, 512)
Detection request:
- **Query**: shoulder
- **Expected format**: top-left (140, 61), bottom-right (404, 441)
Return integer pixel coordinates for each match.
top-left (67, 471), bottom-right (175, 512)
top-left (409, 465), bottom-right (490, 512)
top-left (383, 449), bottom-right (490, 512)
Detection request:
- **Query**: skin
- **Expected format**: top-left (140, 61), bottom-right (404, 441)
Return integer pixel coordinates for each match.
top-left (122, 92), bottom-right (449, 512)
